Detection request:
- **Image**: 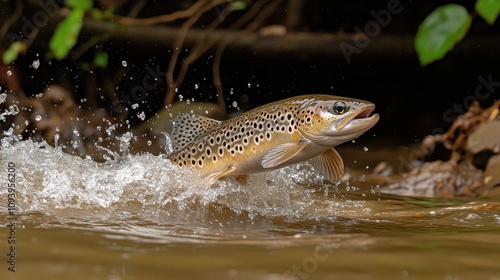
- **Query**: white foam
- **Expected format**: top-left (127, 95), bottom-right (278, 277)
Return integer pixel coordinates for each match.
top-left (0, 137), bottom-right (331, 226)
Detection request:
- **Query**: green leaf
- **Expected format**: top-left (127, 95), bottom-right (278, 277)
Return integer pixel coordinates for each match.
top-left (2, 41), bottom-right (27, 65)
top-left (66, 0), bottom-right (92, 10)
top-left (49, 8), bottom-right (85, 60)
top-left (94, 51), bottom-right (108, 68)
top-left (231, 1), bottom-right (248, 11)
top-left (415, 4), bottom-right (472, 66)
top-left (475, 0), bottom-right (500, 25)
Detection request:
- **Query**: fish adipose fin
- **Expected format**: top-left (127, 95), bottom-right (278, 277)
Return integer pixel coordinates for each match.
top-left (170, 113), bottom-right (221, 152)
top-left (310, 148), bottom-right (344, 182)
top-left (261, 143), bottom-right (308, 168)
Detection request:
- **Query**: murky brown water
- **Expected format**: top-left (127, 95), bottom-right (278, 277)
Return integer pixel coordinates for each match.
top-left (1, 139), bottom-right (500, 280)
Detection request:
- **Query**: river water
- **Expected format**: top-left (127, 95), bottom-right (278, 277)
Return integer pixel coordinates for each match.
top-left (0, 135), bottom-right (500, 280)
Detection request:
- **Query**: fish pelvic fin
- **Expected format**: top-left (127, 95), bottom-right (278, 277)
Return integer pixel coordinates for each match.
top-left (208, 166), bottom-right (236, 180)
top-left (261, 143), bottom-right (308, 169)
top-left (310, 148), bottom-right (344, 182)
top-left (170, 113), bottom-right (221, 152)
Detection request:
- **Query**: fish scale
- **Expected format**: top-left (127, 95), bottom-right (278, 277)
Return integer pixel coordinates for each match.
top-left (170, 100), bottom-right (304, 172)
top-left (168, 94), bottom-right (379, 182)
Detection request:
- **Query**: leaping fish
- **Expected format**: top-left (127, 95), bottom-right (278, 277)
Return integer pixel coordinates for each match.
top-left (168, 94), bottom-right (379, 182)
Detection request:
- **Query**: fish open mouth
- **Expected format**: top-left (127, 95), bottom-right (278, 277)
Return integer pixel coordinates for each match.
top-left (334, 104), bottom-right (379, 131)
top-left (354, 105), bottom-right (375, 119)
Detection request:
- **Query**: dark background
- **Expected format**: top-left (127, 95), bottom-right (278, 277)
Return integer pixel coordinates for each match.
top-left (3, 0), bottom-right (500, 146)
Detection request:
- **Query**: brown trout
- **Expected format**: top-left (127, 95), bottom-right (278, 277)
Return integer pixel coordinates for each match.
top-left (168, 95), bottom-right (379, 182)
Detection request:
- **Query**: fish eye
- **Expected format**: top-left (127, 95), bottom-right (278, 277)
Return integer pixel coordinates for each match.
top-left (330, 101), bottom-right (348, 115)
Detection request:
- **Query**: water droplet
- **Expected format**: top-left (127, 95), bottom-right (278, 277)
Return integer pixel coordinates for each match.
top-left (351, 140), bottom-right (356, 143)
top-left (121, 61), bottom-right (127, 67)
top-left (365, 165), bottom-right (369, 169)
top-left (363, 147), bottom-right (368, 152)
top-left (247, 83), bottom-right (251, 88)
top-left (35, 115), bottom-right (42, 121)
top-left (131, 103), bottom-right (139, 109)
top-left (7, 70), bottom-right (12, 76)
top-left (147, 140), bottom-right (152, 146)
top-left (137, 111), bottom-right (146, 121)
top-left (194, 84), bottom-right (199, 89)
top-left (232, 101), bottom-right (238, 108)
top-left (32, 59), bottom-right (40, 69)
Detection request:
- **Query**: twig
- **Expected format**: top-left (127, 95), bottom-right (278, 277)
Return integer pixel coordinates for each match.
top-left (164, 0), bottom-right (230, 106)
top-left (111, 0), bottom-right (210, 26)
top-left (165, 0), bottom-right (272, 107)
top-left (128, 0), bottom-right (149, 18)
top-left (0, 2), bottom-right (23, 40)
top-left (168, 5), bottom-right (234, 99)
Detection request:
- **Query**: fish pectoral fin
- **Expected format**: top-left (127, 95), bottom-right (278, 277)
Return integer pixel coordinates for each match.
top-left (261, 143), bottom-right (308, 169)
top-left (310, 148), bottom-right (344, 182)
top-left (208, 166), bottom-right (236, 180)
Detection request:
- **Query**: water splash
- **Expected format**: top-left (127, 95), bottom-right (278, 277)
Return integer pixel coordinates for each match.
top-left (0, 133), bottom-right (334, 225)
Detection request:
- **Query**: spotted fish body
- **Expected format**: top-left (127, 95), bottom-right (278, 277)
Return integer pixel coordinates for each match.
top-left (168, 94), bottom-right (379, 182)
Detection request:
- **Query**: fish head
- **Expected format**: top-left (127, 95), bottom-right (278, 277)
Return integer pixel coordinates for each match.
top-left (298, 96), bottom-right (380, 146)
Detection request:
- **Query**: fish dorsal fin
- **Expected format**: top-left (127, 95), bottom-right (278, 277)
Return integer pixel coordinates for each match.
top-left (261, 143), bottom-right (308, 169)
top-left (310, 148), bottom-right (344, 182)
top-left (170, 113), bottom-right (221, 152)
